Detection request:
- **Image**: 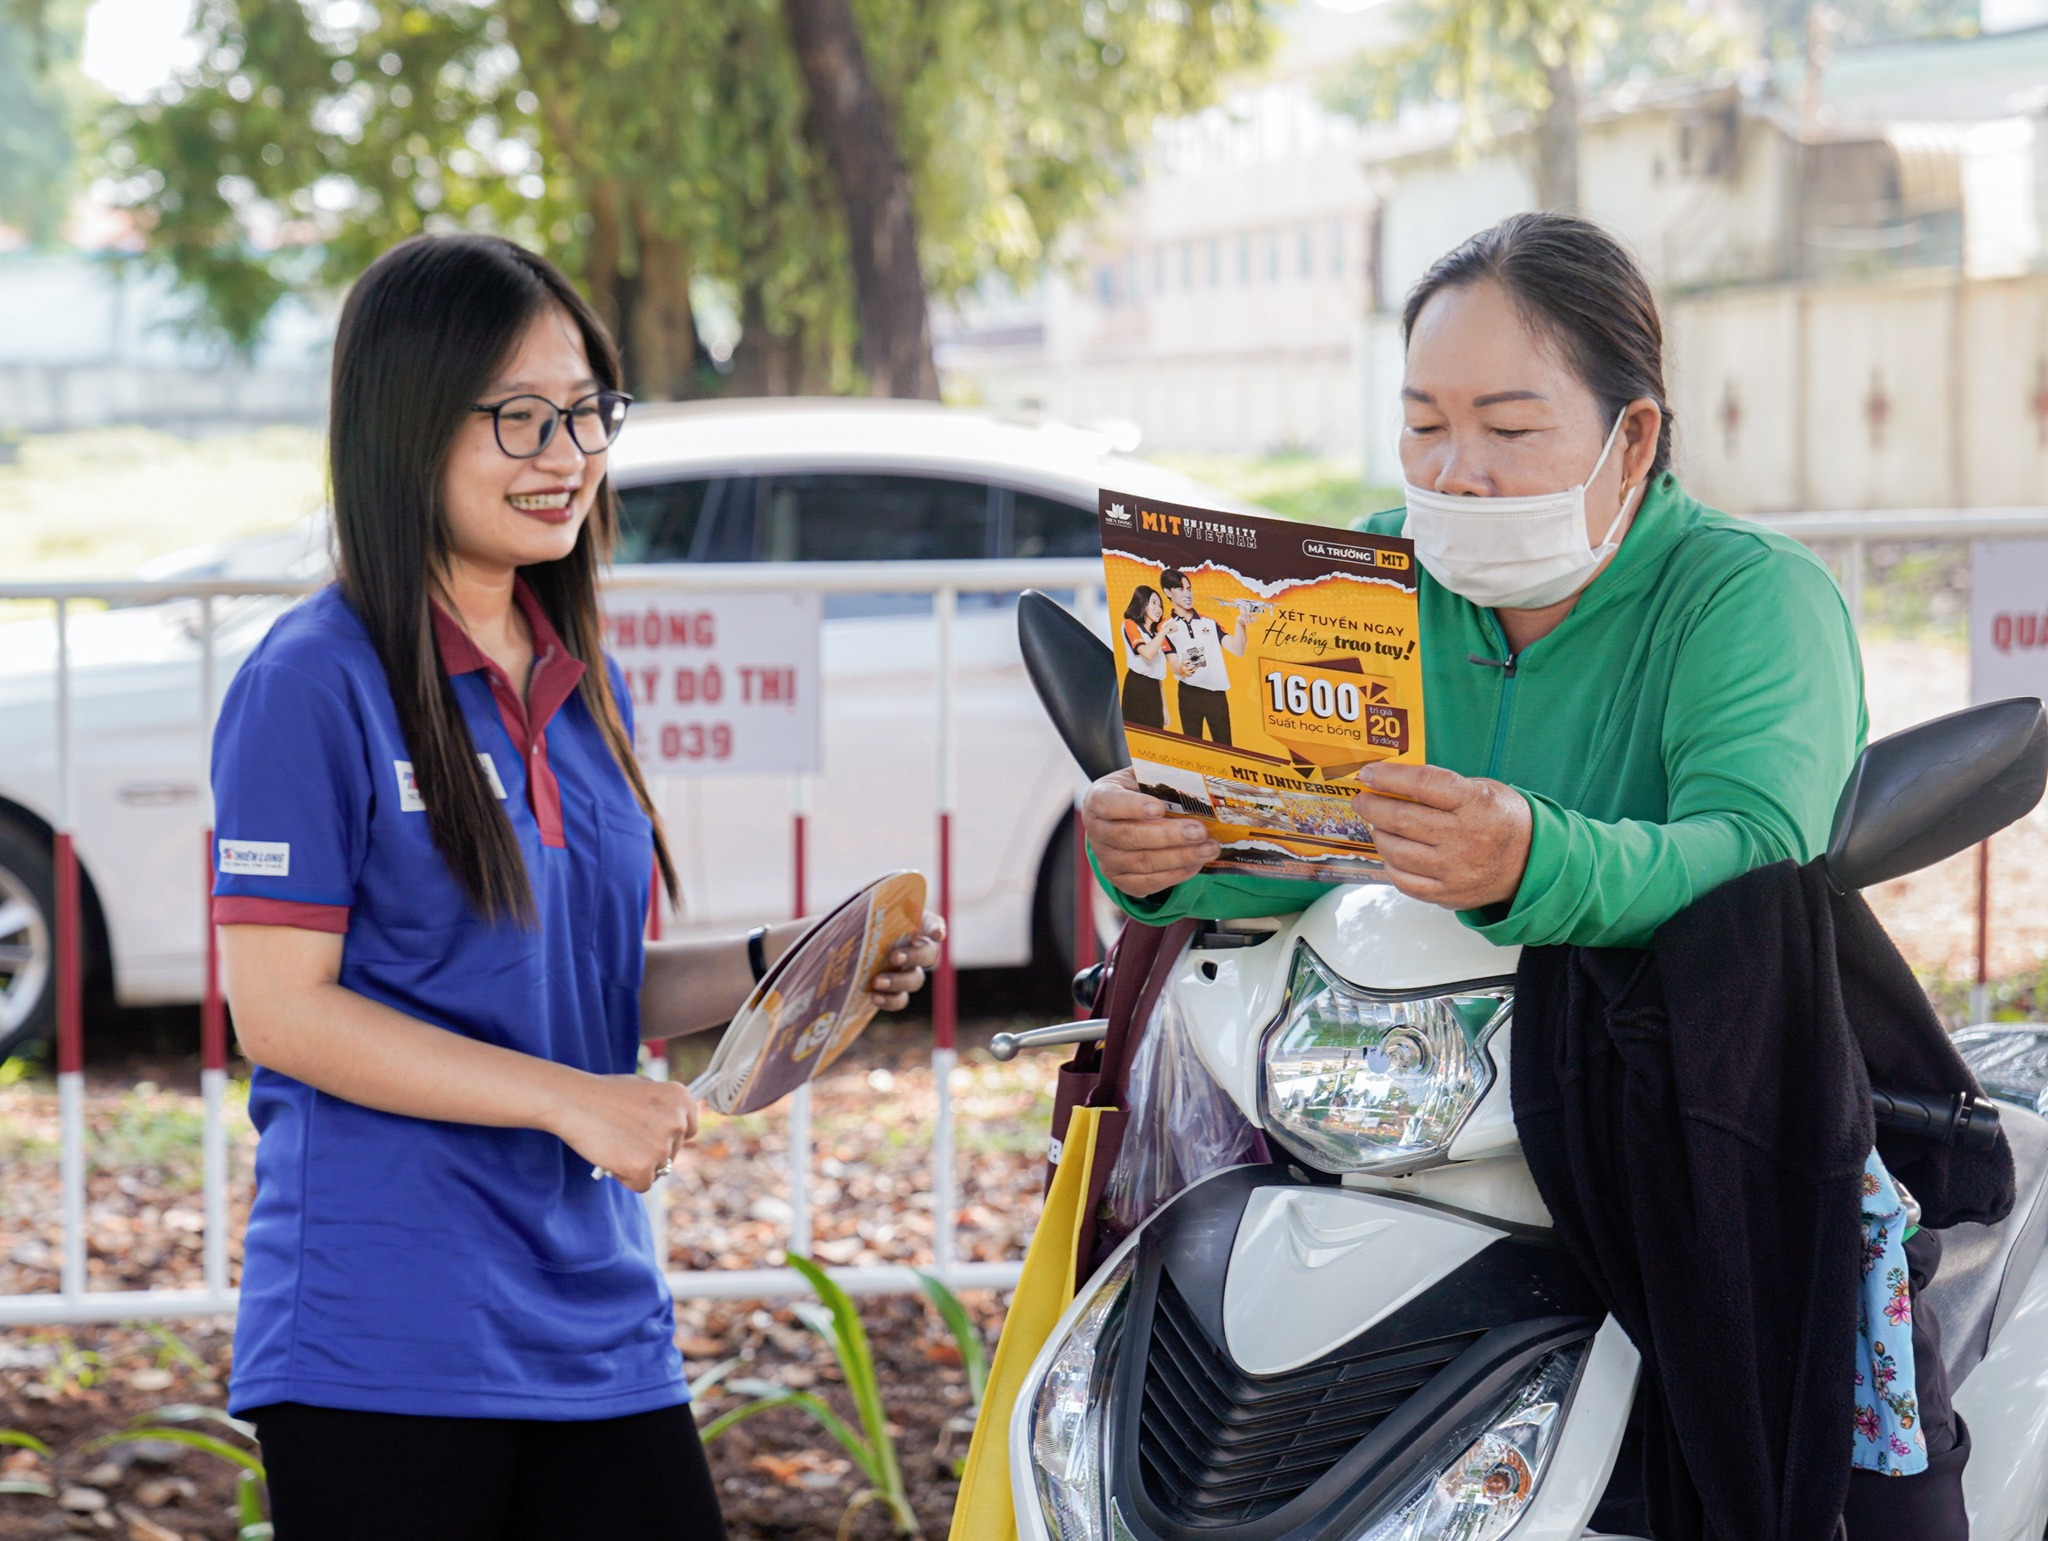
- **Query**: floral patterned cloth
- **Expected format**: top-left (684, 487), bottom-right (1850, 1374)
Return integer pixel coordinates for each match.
top-left (1852, 1149), bottom-right (1926, 1475)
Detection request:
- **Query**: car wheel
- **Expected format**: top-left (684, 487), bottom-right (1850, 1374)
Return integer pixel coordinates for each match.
top-left (0, 817), bottom-right (57, 1062)
top-left (1033, 813), bottom-right (1116, 980)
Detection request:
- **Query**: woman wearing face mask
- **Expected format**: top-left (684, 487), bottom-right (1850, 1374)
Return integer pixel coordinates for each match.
top-left (1080, 214), bottom-right (1965, 1537)
top-left (1084, 211), bottom-right (1863, 947)
top-left (210, 234), bottom-right (942, 1539)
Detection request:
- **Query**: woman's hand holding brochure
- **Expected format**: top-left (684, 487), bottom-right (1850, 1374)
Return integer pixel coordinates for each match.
top-left (690, 871), bottom-right (932, 1116)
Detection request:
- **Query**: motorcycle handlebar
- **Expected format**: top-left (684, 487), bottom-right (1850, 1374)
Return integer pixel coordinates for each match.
top-left (1870, 1086), bottom-right (2003, 1152)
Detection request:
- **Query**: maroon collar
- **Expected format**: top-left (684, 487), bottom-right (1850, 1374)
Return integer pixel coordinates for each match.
top-left (429, 577), bottom-right (588, 733)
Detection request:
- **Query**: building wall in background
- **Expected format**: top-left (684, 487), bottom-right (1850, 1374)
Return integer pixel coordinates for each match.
top-left (0, 252), bottom-right (330, 433)
top-left (945, 24), bottom-right (2048, 504)
top-left (1664, 272), bottom-right (2048, 511)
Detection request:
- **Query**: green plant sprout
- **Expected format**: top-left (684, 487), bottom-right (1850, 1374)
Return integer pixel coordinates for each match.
top-left (913, 1270), bottom-right (988, 1411)
top-left (142, 1323), bottom-right (211, 1376)
top-left (699, 1253), bottom-right (916, 1538)
top-left (39, 1334), bottom-right (102, 1396)
top-left (88, 1405), bottom-right (270, 1540)
top-left (0, 1429), bottom-right (53, 1498)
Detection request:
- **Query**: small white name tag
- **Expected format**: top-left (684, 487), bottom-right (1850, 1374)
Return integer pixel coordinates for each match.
top-left (1047, 1134), bottom-right (1064, 1167)
top-left (395, 756), bottom-right (506, 812)
top-left (218, 839), bottom-right (290, 877)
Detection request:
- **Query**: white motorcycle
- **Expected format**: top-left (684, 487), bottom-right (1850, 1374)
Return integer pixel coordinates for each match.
top-left (995, 591), bottom-right (2048, 1541)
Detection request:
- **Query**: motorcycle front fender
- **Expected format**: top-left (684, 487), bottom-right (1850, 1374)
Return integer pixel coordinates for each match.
top-left (1009, 1165), bottom-right (1641, 1541)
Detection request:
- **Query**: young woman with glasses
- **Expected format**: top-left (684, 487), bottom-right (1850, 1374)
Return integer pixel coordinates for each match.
top-left (208, 233), bottom-right (942, 1539)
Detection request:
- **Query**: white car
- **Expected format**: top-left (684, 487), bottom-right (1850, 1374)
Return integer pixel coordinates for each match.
top-left (0, 399), bottom-right (1259, 1057)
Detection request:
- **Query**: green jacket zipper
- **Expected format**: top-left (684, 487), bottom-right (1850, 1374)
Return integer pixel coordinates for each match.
top-left (1476, 614), bottom-right (1519, 779)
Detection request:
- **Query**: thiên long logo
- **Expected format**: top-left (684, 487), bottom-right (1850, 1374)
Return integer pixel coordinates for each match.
top-left (217, 839), bottom-right (290, 877)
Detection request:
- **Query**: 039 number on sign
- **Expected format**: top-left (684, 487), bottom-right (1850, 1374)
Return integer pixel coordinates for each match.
top-left (601, 590), bottom-right (822, 775)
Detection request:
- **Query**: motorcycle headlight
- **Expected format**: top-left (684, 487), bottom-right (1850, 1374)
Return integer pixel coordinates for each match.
top-left (1260, 944), bottom-right (1510, 1174)
top-left (1355, 1343), bottom-right (1586, 1541)
top-left (1027, 1254), bottom-right (1137, 1541)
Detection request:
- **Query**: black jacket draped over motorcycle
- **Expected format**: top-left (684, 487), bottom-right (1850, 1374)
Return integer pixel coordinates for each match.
top-left (1511, 856), bottom-right (2014, 1541)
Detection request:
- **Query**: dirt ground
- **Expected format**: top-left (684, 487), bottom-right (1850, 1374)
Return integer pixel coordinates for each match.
top-left (1858, 637), bottom-right (2048, 990)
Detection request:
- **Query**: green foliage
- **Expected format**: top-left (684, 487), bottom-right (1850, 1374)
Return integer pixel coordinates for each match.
top-left (1324, 0), bottom-right (1745, 143)
top-left (1152, 450), bottom-right (1398, 528)
top-left (91, 1406), bottom-right (272, 1540)
top-left (1754, 0), bottom-right (1979, 56)
top-left (914, 1268), bottom-right (988, 1410)
top-left (0, 1423), bottom-right (53, 1497)
top-left (98, 0), bottom-right (1274, 375)
top-left (0, 1429), bottom-right (53, 1457)
top-left (97, 1083), bottom-right (211, 1190)
top-left (0, 0), bottom-right (80, 245)
top-left (39, 1332), bottom-right (103, 1395)
top-left (700, 1252), bottom-right (916, 1536)
top-left (143, 1324), bottom-right (213, 1375)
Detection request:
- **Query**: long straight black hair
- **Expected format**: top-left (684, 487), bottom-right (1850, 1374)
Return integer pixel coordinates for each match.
top-left (330, 232), bottom-right (678, 923)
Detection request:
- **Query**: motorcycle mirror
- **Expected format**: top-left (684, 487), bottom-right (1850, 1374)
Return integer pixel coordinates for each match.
top-left (1825, 697), bottom-right (2048, 891)
top-left (1018, 590), bottom-right (1130, 784)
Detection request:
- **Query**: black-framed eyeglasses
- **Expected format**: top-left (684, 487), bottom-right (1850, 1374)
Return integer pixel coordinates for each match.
top-left (470, 390), bottom-right (633, 459)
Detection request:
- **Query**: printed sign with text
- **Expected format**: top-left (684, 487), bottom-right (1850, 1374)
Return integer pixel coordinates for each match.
top-left (1099, 489), bottom-right (1426, 884)
top-left (602, 590), bottom-right (823, 774)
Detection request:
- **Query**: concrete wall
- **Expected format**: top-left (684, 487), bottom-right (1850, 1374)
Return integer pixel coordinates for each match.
top-left (0, 252), bottom-right (330, 432)
top-left (962, 267), bottom-right (2048, 504)
top-left (1658, 273), bottom-right (2048, 513)
top-left (965, 336), bottom-right (1363, 458)
top-left (0, 359), bottom-right (328, 433)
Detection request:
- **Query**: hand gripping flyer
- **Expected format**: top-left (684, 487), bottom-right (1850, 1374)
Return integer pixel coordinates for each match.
top-left (1099, 489), bottom-right (1426, 883)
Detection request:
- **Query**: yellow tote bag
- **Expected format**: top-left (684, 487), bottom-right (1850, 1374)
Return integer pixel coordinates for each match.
top-left (947, 1104), bottom-right (1109, 1541)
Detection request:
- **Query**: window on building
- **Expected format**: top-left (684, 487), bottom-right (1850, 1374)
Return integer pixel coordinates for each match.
top-left (1126, 254), bottom-right (1141, 304)
top-left (1182, 241), bottom-right (1194, 289)
top-left (1238, 233), bottom-right (1251, 284)
top-left (1208, 238), bottom-right (1221, 286)
top-left (1331, 218), bottom-right (1346, 277)
top-left (1096, 264), bottom-right (1116, 307)
top-left (1299, 224), bottom-right (1314, 279)
top-left (1155, 246), bottom-right (1167, 292)
top-left (1268, 229), bottom-right (1280, 282)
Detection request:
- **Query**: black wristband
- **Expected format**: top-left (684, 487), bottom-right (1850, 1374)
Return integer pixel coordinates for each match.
top-left (746, 924), bottom-right (770, 983)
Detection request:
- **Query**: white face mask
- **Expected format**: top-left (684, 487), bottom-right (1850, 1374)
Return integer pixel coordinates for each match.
top-left (1400, 411), bottom-right (1642, 610)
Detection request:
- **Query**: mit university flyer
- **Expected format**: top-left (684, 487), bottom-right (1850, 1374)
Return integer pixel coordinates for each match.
top-left (1099, 489), bottom-right (1427, 883)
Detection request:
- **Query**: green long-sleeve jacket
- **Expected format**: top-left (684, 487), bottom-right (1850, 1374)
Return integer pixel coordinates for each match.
top-left (1098, 473), bottom-right (1867, 950)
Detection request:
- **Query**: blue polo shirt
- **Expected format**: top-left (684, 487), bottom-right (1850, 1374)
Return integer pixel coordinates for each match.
top-left (211, 581), bottom-right (685, 1421)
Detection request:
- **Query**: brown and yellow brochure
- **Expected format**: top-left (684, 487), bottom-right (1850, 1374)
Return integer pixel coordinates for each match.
top-left (1098, 489), bottom-right (1425, 884)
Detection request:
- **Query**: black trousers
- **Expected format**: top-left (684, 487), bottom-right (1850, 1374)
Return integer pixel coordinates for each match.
top-left (1177, 682), bottom-right (1232, 744)
top-left (1591, 1230), bottom-right (1968, 1540)
top-left (1122, 670), bottom-right (1165, 731)
top-left (248, 1401), bottom-right (728, 1541)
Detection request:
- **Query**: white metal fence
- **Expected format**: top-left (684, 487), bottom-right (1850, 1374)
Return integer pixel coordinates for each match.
top-left (1, 509), bottom-right (2044, 1327)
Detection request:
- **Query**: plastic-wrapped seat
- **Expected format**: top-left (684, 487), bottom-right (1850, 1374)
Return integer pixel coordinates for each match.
top-left (1923, 1103), bottom-right (2048, 1386)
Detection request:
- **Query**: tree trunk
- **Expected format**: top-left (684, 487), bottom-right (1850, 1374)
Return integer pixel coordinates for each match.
top-left (727, 282), bottom-right (837, 397)
top-left (626, 205), bottom-right (707, 401)
top-left (780, 0), bottom-right (939, 399)
top-left (1533, 34), bottom-right (1580, 214)
top-left (584, 176), bottom-right (627, 344)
